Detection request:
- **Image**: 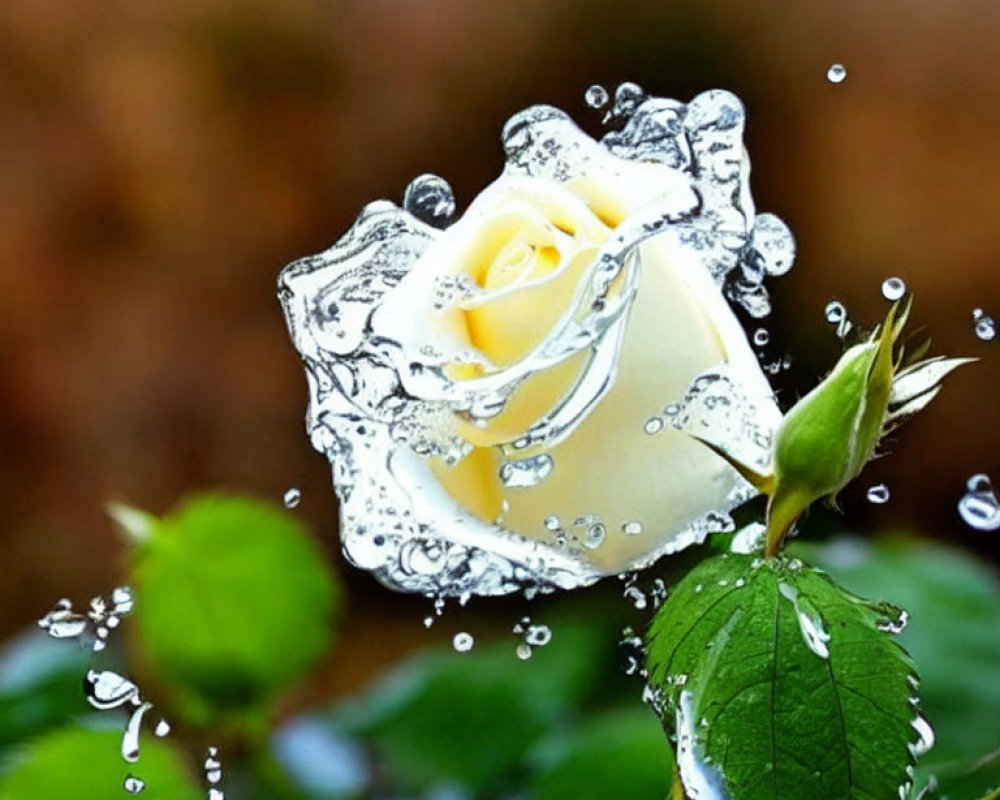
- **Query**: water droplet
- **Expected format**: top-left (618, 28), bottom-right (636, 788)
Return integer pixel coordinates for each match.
top-left (208, 790), bottom-right (225, 800)
top-left (122, 701), bottom-right (153, 763)
top-left (154, 719), bottom-right (171, 738)
top-left (38, 601), bottom-right (88, 639)
top-left (124, 775), bottom-right (145, 794)
top-left (882, 277), bottom-right (906, 301)
top-left (85, 670), bottom-right (140, 710)
top-left (621, 520), bottom-right (643, 536)
top-left (452, 632), bottom-right (474, 653)
top-left (624, 585), bottom-right (647, 609)
top-left (752, 328), bottom-right (770, 347)
top-left (827, 63), bottom-right (847, 83)
top-left (610, 81), bottom-right (645, 119)
top-left (910, 715), bottom-right (936, 758)
top-left (204, 749), bottom-right (223, 786)
top-left (525, 624), bottom-right (551, 646)
top-left (403, 174), bottom-right (456, 228)
top-left (958, 473), bottom-right (1000, 530)
top-left (111, 586), bottom-right (134, 615)
top-left (867, 484), bottom-right (891, 504)
top-left (544, 515), bottom-right (561, 532)
top-left (643, 416), bottom-right (664, 435)
top-left (973, 309), bottom-right (996, 341)
top-left (584, 84), bottom-right (609, 109)
top-left (778, 583), bottom-right (830, 659)
top-left (499, 454), bottom-right (554, 488)
top-left (283, 487), bottom-right (301, 509)
top-left (516, 643), bottom-right (533, 660)
top-left (583, 522), bottom-right (606, 549)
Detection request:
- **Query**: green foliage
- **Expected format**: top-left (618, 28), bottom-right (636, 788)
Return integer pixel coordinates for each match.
top-left (798, 537), bottom-right (1000, 799)
top-left (0, 632), bottom-right (90, 752)
top-left (0, 725), bottom-right (201, 800)
top-left (646, 551), bottom-right (921, 800)
top-left (527, 707), bottom-right (674, 800)
top-left (334, 617), bottom-right (616, 795)
top-left (130, 494), bottom-right (339, 723)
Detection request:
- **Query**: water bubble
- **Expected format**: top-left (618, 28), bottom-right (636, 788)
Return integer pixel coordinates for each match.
top-left (516, 643), bottom-right (533, 660)
top-left (583, 522), bottom-right (606, 549)
top-left (525, 624), bottom-right (552, 646)
top-left (154, 719), bottom-right (171, 738)
top-left (283, 487), bottom-right (301, 509)
top-left (621, 520), bottom-right (644, 536)
top-left (403, 174), bottom-right (456, 228)
top-left (544, 515), bottom-right (561, 531)
top-left (584, 84), bottom-right (609, 109)
top-left (643, 416), bottom-right (664, 435)
top-left (958, 473), bottom-right (1000, 530)
top-left (972, 308), bottom-right (996, 340)
top-left (867, 484), bottom-right (891, 504)
top-left (124, 775), bottom-right (145, 794)
top-left (882, 277), bottom-right (906, 301)
top-left (610, 82), bottom-right (645, 119)
top-left (752, 328), bottom-right (770, 347)
top-left (827, 63), bottom-right (847, 83)
top-left (452, 632), bottom-right (474, 653)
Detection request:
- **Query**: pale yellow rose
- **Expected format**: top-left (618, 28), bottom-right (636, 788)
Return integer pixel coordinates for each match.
top-left (376, 171), bottom-right (778, 577)
top-left (279, 90), bottom-right (789, 596)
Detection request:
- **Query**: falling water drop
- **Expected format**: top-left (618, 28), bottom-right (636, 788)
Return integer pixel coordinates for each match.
top-left (584, 84), bottom-right (609, 109)
top-left (610, 82), bottom-right (645, 119)
top-left (402, 174), bottom-right (457, 228)
top-left (525, 624), bottom-right (552, 647)
top-left (958, 474), bottom-right (1000, 531)
top-left (881, 277), bottom-right (906, 301)
top-left (452, 632), bottom-right (474, 653)
top-left (154, 719), bottom-right (171, 738)
top-left (621, 520), bottom-right (644, 536)
top-left (283, 488), bottom-right (301, 509)
top-left (827, 63), bottom-right (847, 83)
top-left (84, 670), bottom-right (140, 710)
top-left (122, 702), bottom-right (153, 763)
top-left (867, 484), bottom-right (891, 504)
top-left (643, 416), bottom-right (664, 435)
top-left (516, 643), bottom-right (533, 660)
top-left (824, 300), bottom-right (852, 338)
top-left (752, 328), bottom-right (770, 347)
top-left (124, 775), bottom-right (146, 795)
top-left (972, 308), bottom-right (996, 341)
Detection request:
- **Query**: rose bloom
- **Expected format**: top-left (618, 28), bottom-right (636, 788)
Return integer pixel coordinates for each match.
top-left (280, 91), bottom-right (789, 595)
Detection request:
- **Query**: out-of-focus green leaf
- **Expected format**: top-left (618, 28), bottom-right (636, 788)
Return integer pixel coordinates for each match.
top-left (527, 707), bottom-right (673, 800)
top-left (796, 537), bottom-right (1000, 798)
top-left (646, 552), bottom-right (921, 800)
top-left (0, 725), bottom-right (201, 800)
top-left (130, 494), bottom-right (339, 723)
top-left (334, 617), bottom-right (613, 795)
top-left (0, 631), bottom-right (90, 751)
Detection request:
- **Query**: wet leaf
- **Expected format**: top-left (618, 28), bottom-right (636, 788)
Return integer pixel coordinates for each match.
top-left (527, 707), bottom-right (674, 800)
top-left (0, 725), bottom-right (201, 800)
top-left (131, 494), bottom-right (339, 722)
top-left (0, 631), bottom-right (90, 751)
top-left (646, 552), bottom-right (922, 800)
top-left (797, 537), bottom-right (1000, 798)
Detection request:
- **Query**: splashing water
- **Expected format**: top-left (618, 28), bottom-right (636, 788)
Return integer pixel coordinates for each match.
top-left (38, 587), bottom-right (134, 652)
top-left (973, 308), bottom-right (996, 341)
top-left (958, 473), bottom-right (1000, 530)
top-left (278, 83), bottom-right (794, 597)
top-left (827, 63), bottom-right (847, 83)
top-left (675, 690), bottom-right (730, 800)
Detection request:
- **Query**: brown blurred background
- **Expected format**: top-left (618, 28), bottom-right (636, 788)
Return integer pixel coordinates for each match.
top-left (1, 0), bottom-right (998, 660)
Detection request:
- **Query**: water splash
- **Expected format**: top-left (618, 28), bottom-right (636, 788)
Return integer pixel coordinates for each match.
top-left (278, 85), bottom-right (793, 597)
top-left (675, 690), bottom-right (730, 800)
top-left (958, 473), bottom-right (1000, 530)
top-left (38, 587), bottom-right (134, 652)
top-left (85, 670), bottom-right (141, 710)
top-left (122, 701), bottom-right (153, 763)
top-left (827, 64), bottom-right (847, 83)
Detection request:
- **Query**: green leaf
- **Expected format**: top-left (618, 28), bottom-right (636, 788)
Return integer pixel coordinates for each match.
top-left (0, 725), bottom-right (202, 800)
top-left (334, 617), bottom-right (613, 794)
top-left (796, 537), bottom-right (1000, 798)
top-left (527, 707), bottom-right (674, 800)
top-left (646, 552), bottom-right (923, 800)
top-left (0, 631), bottom-right (90, 752)
top-left (130, 494), bottom-right (340, 723)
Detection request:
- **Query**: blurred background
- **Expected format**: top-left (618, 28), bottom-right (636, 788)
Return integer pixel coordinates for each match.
top-left (1, 0), bottom-right (999, 796)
